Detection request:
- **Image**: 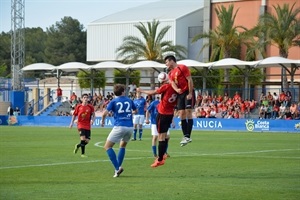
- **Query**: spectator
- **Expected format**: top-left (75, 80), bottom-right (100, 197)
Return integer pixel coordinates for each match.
top-left (278, 103), bottom-right (286, 119)
top-left (57, 86), bottom-right (62, 102)
top-left (7, 103), bottom-right (14, 116)
top-left (196, 107), bottom-right (206, 118)
top-left (290, 102), bottom-right (298, 119)
top-left (128, 82), bottom-right (137, 93)
top-left (259, 92), bottom-right (265, 106)
top-left (233, 110), bottom-right (240, 119)
top-left (267, 92), bottom-right (273, 103)
top-left (271, 102), bottom-right (279, 119)
top-left (284, 107), bottom-right (292, 120)
top-left (259, 104), bottom-right (266, 119)
top-left (70, 92), bottom-right (77, 105)
top-left (272, 92), bottom-right (279, 103)
top-left (264, 104), bottom-right (272, 119)
top-left (14, 107), bottom-right (20, 116)
top-left (279, 91), bottom-right (286, 104)
top-left (196, 92), bottom-right (203, 107)
top-left (233, 91), bottom-right (241, 102)
top-left (208, 107), bottom-right (216, 118)
top-left (27, 103), bottom-right (34, 116)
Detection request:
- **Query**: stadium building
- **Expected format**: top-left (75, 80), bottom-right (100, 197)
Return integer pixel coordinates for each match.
top-left (87, 0), bottom-right (299, 97)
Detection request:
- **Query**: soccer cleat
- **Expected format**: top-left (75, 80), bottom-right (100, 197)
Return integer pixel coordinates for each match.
top-left (131, 138), bottom-right (136, 141)
top-left (73, 144), bottom-right (79, 154)
top-left (186, 137), bottom-right (192, 143)
top-left (180, 137), bottom-right (192, 147)
top-left (113, 167), bottom-right (124, 178)
top-left (81, 154), bottom-right (88, 158)
top-left (180, 137), bottom-right (188, 145)
top-left (151, 159), bottom-right (165, 168)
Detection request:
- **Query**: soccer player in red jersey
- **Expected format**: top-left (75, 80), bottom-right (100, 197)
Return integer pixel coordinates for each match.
top-left (164, 55), bottom-right (195, 147)
top-left (69, 93), bottom-right (95, 157)
top-left (137, 72), bottom-right (177, 167)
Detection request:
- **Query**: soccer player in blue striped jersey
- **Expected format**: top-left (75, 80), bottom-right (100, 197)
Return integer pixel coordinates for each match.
top-left (101, 84), bottom-right (137, 178)
top-left (132, 92), bottom-right (147, 141)
top-left (145, 96), bottom-right (173, 158)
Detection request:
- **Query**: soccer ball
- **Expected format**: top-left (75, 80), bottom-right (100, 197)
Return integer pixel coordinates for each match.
top-left (158, 72), bottom-right (169, 83)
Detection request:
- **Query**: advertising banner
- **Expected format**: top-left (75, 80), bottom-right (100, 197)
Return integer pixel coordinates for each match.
top-left (1, 116), bottom-right (299, 133)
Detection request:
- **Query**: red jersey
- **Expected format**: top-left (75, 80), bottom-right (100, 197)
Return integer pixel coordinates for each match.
top-left (73, 104), bottom-right (94, 130)
top-left (156, 83), bottom-right (177, 115)
top-left (168, 64), bottom-right (190, 93)
top-left (57, 88), bottom-right (62, 97)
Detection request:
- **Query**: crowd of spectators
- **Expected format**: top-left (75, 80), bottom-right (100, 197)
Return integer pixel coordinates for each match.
top-left (194, 91), bottom-right (257, 119)
top-left (65, 89), bottom-right (299, 120)
top-left (258, 91), bottom-right (299, 120)
top-left (194, 90), bottom-right (299, 120)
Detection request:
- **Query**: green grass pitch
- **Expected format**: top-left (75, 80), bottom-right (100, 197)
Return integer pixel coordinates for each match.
top-left (0, 126), bottom-right (299, 200)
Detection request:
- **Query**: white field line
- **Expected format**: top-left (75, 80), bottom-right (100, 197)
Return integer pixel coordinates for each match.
top-left (0, 145), bottom-right (299, 170)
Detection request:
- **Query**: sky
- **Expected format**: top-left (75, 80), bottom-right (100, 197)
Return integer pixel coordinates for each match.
top-left (0, 0), bottom-right (158, 33)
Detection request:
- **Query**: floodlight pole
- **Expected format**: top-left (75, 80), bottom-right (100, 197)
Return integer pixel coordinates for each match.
top-left (11, 0), bottom-right (25, 91)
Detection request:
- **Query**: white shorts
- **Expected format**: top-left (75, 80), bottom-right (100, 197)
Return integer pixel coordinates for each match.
top-left (133, 114), bottom-right (145, 125)
top-left (107, 126), bottom-right (133, 144)
top-left (151, 124), bottom-right (170, 136)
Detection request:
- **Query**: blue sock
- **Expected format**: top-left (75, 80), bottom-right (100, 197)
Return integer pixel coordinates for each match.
top-left (118, 147), bottom-right (125, 167)
top-left (152, 145), bottom-right (157, 156)
top-left (133, 129), bottom-right (137, 139)
top-left (139, 129), bottom-right (143, 139)
top-left (106, 148), bottom-right (119, 170)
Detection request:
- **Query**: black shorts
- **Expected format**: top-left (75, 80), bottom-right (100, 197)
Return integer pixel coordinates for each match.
top-left (78, 129), bottom-right (91, 140)
top-left (156, 113), bottom-right (174, 134)
top-left (177, 90), bottom-right (196, 110)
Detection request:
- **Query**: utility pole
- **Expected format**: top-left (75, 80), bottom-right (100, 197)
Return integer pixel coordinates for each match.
top-left (11, 0), bottom-right (25, 90)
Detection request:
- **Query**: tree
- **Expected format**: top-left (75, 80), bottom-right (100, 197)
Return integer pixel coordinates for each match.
top-left (113, 69), bottom-right (140, 86)
top-left (256, 3), bottom-right (300, 90)
top-left (0, 32), bottom-right (11, 77)
top-left (116, 19), bottom-right (187, 62)
top-left (116, 19), bottom-right (187, 89)
top-left (192, 4), bottom-right (249, 90)
top-left (44, 17), bottom-right (86, 65)
top-left (77, 70), bottom-right (106, 93)
top-left (25, 28), bottom-right (47, 65)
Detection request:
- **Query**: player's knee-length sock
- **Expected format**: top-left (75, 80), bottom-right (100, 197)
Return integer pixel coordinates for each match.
top-left (80, 140), bottom-right (86, 154)
top-left (117, 147), bottom-right (125, 167)
top-left (152, 145), bottom-right (157, 156)
top-left (187, 119), bottom-right (194, 137)
top-left (181, 119), bottom-right (188, 137)
top-left (139, 129), bottom-right (143, 139)
top-left (165, 138), bottom-right (169, 153)
top-left (133, 129), bottom-right (137, 139)
top-left (158, 141), bottom-right (166, 161)
top-left (106, 148), bottom-right (119, 170)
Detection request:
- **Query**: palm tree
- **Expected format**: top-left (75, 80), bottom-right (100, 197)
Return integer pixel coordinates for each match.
top-left (192, 4), bottom-right (248, 91)
top-left (116, 19), bottom-right (187, 89)
top-left (257, 3), bottom-right (300, 90)
top-left (116, 19), bottom-right (187, 63)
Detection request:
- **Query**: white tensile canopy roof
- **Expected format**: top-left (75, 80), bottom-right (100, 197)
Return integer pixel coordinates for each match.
top-left (22, 57), bottom-right (299, 97)
top-left (92, 61), bottom-right (130, 70)
top-left (177, 59), bottom-right (211, 68)
top-left (254, 56), bottom-right (300, 68)
top-left (22, 56), bottom-right (299, 72)
top-left (57, 62), bottom-right (90, 72)
top-left (128, 60), bottom-right (165, 71)
top-left (209, 58), bottom-right (260, 69)
top-left (22, 63), bottom-right (55, 71)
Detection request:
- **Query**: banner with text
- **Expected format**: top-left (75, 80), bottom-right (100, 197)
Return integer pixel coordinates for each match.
top-left (1, 115), bottom-right (299, 133)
